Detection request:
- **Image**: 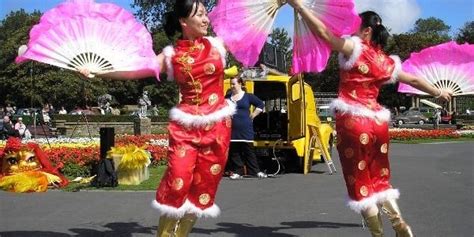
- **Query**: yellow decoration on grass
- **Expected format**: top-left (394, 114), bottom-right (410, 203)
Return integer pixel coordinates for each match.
top-left (0, 171), bottom-right (49, 192)
top-left (108, 144), bottom-right (151, 171)
top-left (106, 144), bottom-right (151, 185)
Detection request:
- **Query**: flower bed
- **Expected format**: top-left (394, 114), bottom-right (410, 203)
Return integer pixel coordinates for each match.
top-left (389, 128), bottom-right (461, 140)
top-left (0, 134), bottom-right (169, 177)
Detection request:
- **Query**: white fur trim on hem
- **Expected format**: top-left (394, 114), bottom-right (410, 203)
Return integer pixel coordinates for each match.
top-left (169, 100), bottom-right (236, 127)
top-left (347, 188), bottom-right (400, 213)
top-left (163, 45), bottom-right (175, 81)
top-left (338, 36), bottom-right (363, 70)
top-left (330, 99), bottom-right (391, 122)
top-left (151, 199), bottom-right (221, 218)
top-left (384, 55), bottom-right (402, 84)
top-left (205, 36), bottom-right (227, 66)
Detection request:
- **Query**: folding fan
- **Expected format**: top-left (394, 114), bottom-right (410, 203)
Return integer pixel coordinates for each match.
top-left (16, 0), bottom-right (159, 79)
top-left (209, 0), bottom-right (360, 73)
top-left (398, 41), bottom-right (474, 96)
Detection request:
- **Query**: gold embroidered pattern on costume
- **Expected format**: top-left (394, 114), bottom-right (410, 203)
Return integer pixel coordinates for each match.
top-left (199, 193), bottom-right (211, 205)
top-left (360, 185), bottom-right (369, 196)
top-left (358, 160), bottom-right (367, 170)
top-left (210, 164), bottom-right (222, 175)
top-left (380, 143), bottom-right (388, 154)
top-left (172, 178), bottom-right (184, 191)
top-left (208, 93), bottom-right (218, 106)
top-left (204, 63), bottom-right (216, 75)
top-left (358, 64), bottom-right (369, 74)
top-left (359, 133), bottom-right (369, 145)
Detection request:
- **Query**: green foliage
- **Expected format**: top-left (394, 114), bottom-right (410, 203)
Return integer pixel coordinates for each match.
top-left (269, 27), bottom-right (293, 71)
top-left (456, 21), bottom-right (474, 44)
top-left (132, 0), bottom-right (216, 31)
top-left (63, 162), bottom-right (92, 178)
top-left (411, 17), bottom-right (451, 36)
top-left (304, 53), bottom-right (339, 92)
top-left (386, 33), bottom-right (451, 61)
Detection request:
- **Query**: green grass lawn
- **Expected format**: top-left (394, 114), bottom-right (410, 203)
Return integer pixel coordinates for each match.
top-left (63, 165), bottom-right (167, 192)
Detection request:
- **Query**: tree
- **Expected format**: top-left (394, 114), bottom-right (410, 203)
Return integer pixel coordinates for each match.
top-left (412, 17), bottom-right (451, 36)
top-left (132, 0), bottom-right (216, 30)
top-left (303, 53), bottom-right (340, 92)
top-left (456, 21), bottom-right (474, 44)
top-left (269, 27), bottom-right (292, 71)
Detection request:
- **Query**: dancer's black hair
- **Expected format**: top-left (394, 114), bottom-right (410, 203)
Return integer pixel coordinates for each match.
top-left (163, 0), bottom-right (202, 39)
top-left (359, 11), bottom-right (390, 48)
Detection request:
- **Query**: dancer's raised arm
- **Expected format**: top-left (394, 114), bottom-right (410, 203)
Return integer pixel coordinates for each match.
top-left (78, 53), bottom-right (165, 80)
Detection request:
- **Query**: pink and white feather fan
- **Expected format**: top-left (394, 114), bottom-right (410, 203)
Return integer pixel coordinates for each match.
top-left (398, 41), bottom-right (474, 96)
top-left (16, 0), bottom-right (160, 79)
top-left (209, 0), bottom-right (360, 73)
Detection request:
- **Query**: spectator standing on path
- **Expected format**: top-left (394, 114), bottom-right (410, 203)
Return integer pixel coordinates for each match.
top-left (287, 1), bottom-right (452, 236)
top-left (225, 77), bottom-right (267, 179)
top-left (434, 108), bottom-right (441, 129)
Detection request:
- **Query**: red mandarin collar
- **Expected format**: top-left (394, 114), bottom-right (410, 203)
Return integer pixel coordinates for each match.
top-left (361, 38), bottom-right (383, 51)
top-left (176, 37), bottom-right (205, 48)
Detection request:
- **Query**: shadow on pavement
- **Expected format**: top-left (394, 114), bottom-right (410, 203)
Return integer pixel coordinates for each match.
top-left (193, 220), bottom-right (361, 237)
top-left (0, 222), bottom-right (155, 237)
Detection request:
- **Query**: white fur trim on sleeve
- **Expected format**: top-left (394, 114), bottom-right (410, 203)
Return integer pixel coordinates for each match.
top-left (205, 36), bottom-right (227, 66)
top-left (162, 45), bottom-right (175, 81)
top-left (384, 55), bottom-right (402, 84)
top-left (338, 35), bottom-right (363, 70)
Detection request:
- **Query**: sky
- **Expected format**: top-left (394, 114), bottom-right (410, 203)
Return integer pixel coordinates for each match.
top-left (1, 0), bottom-right (472, 36)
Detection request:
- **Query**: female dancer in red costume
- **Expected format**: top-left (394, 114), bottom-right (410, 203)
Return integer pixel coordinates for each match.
top-left (287, 1), bottom-right (451, 236)
top-left (81, 1), bottom-right (234, 236)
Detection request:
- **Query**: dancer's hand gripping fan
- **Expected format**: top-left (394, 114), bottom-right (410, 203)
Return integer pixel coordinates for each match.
top-left (209, 0), bottom-right (360, 73)
top-left (15, 0), bottom-right (160, 80)
top-left (398, 41), bottom-right (474, 96)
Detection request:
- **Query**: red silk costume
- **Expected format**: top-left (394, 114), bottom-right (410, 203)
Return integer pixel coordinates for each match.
top-left (152, 37), bottom-right (235, 218)
top-left (330, 36), bottom-right (402, 213)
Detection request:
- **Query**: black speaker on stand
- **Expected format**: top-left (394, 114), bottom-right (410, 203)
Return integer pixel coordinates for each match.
top-left (100, 127), bottom-right (115, 159)
top-left (92, 127), bottom-right (118, 187)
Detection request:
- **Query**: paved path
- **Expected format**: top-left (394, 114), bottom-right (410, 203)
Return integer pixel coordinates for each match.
top-left (1, 142), bottom-right (472, 237)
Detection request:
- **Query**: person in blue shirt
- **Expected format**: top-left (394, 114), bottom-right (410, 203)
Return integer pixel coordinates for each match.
top-left (226, 77), bottom-right (267, 179)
